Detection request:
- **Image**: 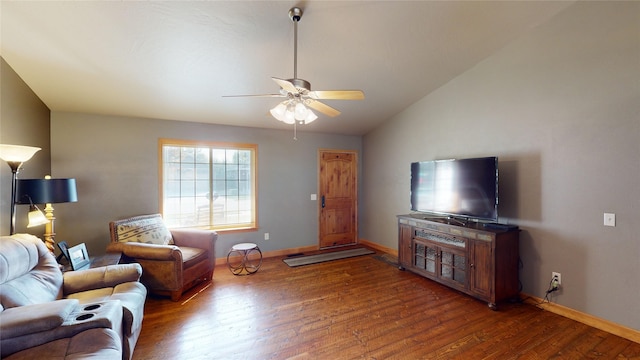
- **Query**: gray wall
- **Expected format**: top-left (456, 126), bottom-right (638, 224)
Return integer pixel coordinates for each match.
top-left (0, 58), bottom-right (51, 235)
top-left (50, 112), bottom-right (362, 258)
top-left (361, 2), bottom-right (639, 330)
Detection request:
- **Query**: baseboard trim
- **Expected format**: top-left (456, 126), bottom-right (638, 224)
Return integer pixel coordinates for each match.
top-left (215, 245), bottom-right (318, 266)
top-left (216, 240), bottom-right (395, 267)
top-left (359, 239), bottom-right (397, 256)
top-left (521, 293), bottom-right (639, 344)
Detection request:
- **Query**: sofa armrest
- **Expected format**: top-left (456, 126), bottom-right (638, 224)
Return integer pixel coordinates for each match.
top-left (1, 300), bottom-right (123, 359)
top-left (107, 241), bottom-right (181, 261)
top-left (170, 228), bottom-right (217, 250)
top-left (63, 264), bottom-right (142, 295)
top-left (0, 299), bottom-right (78, 339)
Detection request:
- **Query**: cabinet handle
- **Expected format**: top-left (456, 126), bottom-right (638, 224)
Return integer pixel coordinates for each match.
top-left (470, 263), bottom-right (475, 268)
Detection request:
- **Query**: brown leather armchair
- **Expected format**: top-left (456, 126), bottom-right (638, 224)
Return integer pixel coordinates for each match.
top-left (107, 214), bottom-right (217, 301)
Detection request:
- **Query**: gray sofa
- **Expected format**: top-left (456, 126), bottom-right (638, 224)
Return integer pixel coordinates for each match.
top-left (0, 234), bottom-right (147, 360)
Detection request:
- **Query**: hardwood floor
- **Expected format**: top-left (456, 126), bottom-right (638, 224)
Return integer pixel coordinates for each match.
top-left (133, 250), bottom-right (639, 359)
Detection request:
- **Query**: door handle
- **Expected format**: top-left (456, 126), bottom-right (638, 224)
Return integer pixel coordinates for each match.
top-left (322, 195), bottom-right (325, 208)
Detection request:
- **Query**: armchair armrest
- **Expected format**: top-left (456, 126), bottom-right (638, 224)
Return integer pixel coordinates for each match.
top-left (171, 228), bottom-right (217, 251)
top-left (63, 264), bottom-right (142, 295)
top-left (107, 241), bottom-right (181, 261)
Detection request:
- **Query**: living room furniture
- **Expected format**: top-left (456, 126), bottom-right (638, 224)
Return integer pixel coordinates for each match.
top-left (4, 328), bottom-right (122, 360)
top-left (0, 143), bottom-right (41, 235)
top-left (227, 242), bottom-right (262, 275)
top-left (397, 214), bottom-right (520, 310)
top-left (108, 213), bottom-right (218, 301)
top-left (0, 233), bottom-right (147, 360)
top-left (91, 252), bottom-right (123, 267)
top-left (62, 251), bottom-right (122, 272)
top-left (16, 176), bottom-right (78, 254)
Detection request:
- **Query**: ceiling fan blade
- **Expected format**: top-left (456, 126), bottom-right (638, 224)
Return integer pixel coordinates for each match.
top-left (222, 94), bottom-right (284, 98)
top-left (306, 99), bottom-right (341, 117)
top-left (308, 90), bottom-right (364, 100)
top-left (272, 77), bottom-right (299, 94)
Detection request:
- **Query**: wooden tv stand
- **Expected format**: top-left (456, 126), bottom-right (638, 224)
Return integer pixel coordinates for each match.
top-left (397, 214), bottom-right (519, 310)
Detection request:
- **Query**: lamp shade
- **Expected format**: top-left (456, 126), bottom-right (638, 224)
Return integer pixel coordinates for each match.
top-left (27, 205), bottom-right (49, 227)
top-left (270, 102), bottom-right (287, 122)
top-left (0, 144), bottom-right (41, 163)
top-left (16, 178), bottom-right (78, 204)
top-left (303, 110), bottom-right (318, 124)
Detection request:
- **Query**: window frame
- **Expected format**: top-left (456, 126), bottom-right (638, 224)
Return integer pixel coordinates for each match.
top-left (159, 138), bottom-right (258, 232)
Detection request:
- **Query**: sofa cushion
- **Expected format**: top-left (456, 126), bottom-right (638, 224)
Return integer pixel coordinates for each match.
top-left (0, 234), bottom-right (63, 308)
top-left (113, 214), bottom-right (174, 245)
top-left (4, 328), bottom-right (122, 360)
top-left (180, 246), bottom-right (208, 269)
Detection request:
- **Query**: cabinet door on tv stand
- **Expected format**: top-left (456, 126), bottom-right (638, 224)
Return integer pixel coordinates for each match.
top-left (398, 224), bottom-right (413, 270)
top-left (469, 239), bottom-right (493, 301)
top-left (438, 246), bottom-right (468, 291)
top-left (412, 239), bottom-right (437, 278)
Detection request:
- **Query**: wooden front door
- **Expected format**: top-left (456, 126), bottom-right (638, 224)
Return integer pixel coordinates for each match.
top-left (318, 150), bottom-right (358, 249)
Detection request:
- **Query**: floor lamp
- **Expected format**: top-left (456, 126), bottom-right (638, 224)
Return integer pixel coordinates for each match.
top-left (16, 177), bottom-right (78, 253)
top-left (0, 144), bottom-right (41, 235)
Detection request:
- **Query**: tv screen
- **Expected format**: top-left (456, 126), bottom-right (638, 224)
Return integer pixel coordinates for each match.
top-left (410, 157), bottom-right (498, 222)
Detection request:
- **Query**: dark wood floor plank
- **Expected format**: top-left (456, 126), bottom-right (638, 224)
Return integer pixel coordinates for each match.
top-left (620, 341), bottom-right (640, 358)
top-left (132, 251), bottom-right (638, 359)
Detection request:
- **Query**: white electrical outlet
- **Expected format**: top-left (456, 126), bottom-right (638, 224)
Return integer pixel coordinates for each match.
top-left (264, 232), bottom-right (270, 240)
top-left (552, 272), bottom-right (561, 286)
top-left (604, 213), bottom-right (616, 227)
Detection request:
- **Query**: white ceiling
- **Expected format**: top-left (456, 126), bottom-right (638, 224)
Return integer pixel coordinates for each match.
top-left (1, 1), bottom-right (574, 136)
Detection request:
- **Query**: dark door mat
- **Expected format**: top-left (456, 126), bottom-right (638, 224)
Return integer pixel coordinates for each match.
top-left (283, 248), bottom-right (375, 267)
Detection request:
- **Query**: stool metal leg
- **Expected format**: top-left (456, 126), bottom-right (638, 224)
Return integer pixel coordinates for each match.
top-left (227, 247), bottom-right (262, 275)
top-left (243, 248), bottom-right (262, 274)
top-left (227, 249), bottom-right (247, 275)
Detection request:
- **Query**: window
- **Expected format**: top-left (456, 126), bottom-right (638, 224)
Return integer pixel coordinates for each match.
top-left (160, 139), bottom-right (257, 231)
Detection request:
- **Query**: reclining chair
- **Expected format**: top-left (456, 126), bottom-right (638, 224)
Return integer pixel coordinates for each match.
top-left (0, 233), bottom-right (146, 360)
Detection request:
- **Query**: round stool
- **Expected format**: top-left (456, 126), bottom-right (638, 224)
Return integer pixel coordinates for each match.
top-left (227, 243), bottom-right (262, 275)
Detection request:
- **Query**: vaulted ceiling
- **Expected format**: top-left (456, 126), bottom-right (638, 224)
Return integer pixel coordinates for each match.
top-left (1, 1), bottom-right (573, 135)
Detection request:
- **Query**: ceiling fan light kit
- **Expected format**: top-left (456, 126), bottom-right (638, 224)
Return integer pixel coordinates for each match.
top-left (270, 101), bottom-right (318, 125)
top-left (225, 7), bottom-right (364, 134)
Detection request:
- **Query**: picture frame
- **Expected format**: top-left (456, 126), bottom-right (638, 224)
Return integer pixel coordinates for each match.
top-left (56, 241), bottom-right (70, 263)
top-left (68, 243), bottom-right (91, 270)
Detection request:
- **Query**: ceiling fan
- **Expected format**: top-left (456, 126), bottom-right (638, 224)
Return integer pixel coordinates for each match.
top-left (225, 7), bottom-right (364, 126)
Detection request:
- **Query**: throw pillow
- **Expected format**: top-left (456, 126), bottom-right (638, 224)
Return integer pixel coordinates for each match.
top-left (116, 216), bottom-right (173, 245)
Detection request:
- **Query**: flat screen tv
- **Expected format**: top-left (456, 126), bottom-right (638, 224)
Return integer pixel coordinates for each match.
top-left (410, 156), bottom-right (498, 222)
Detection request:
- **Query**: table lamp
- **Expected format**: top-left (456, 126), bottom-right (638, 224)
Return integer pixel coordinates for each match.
top-left (16, 176), bottom-right (78, 253)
